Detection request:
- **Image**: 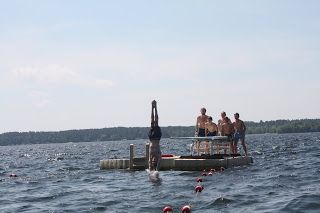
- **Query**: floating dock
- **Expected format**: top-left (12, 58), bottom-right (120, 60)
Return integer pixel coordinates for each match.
top-left (100, 143), bottom-right (253, 171)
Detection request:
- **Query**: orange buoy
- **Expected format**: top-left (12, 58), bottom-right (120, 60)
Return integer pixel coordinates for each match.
top-left (9, 173), bottom-right (17, 177)
top-left (181, 205), bottom-right (191, 213)
top-left (208, 172), bottom-right (213, 176)
top-left (195, 185), bottom-right (204, 192)
top-left (220, 167), bottom-right (225, 172)
top-left (163, 206), bottom-right (173, 213)
top-left (196, 178), bottom-right (203, 182)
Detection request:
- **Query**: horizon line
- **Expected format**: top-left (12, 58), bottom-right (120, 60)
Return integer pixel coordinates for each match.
top-left (1, 117), bottom-right (319, 134)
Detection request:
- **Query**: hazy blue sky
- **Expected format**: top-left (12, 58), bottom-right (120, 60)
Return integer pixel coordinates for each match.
top-left (1, 0), bottom-right (319, 132)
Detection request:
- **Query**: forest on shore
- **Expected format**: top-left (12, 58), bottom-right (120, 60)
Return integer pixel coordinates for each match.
top-left (0, 119), bottom-right (319, 146)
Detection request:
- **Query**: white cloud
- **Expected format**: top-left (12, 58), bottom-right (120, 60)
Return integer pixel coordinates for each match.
top-left (13, 64), bottom-right (77, 83)
top-left (12, 64), bottom-right (116, 89)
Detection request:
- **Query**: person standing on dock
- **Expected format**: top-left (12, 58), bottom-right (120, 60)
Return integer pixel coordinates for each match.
top-left (195, 108), bottom-right (209, 154)
top-left (148, 100), bottom-right (162, 171)
top-left (205, 116), bottom-right (218, 136)
top-left (204, 116), bottom-right (218, 154)
top-left (195, 107), bottom-right (209, 137)
top-left (233, 113), bottom-right (248, 156)
top-left (218, 111), bottom-right (226, 135)
top-left (220, 116), bottom-right (235, 154)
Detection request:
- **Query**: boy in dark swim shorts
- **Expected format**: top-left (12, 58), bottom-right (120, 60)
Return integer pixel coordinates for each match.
top-left (194, 108), bottom-right (209, 154)
top-left (204, 117), bottom-right (218, 154)
top-left (205, 117), bottom-right (218, 136)
top-left (148, 100), bottom-right (162, 171)
top-left (195, 107), bottom-right (209, 137)
top-left (233, 113), bottom-right (247, 155)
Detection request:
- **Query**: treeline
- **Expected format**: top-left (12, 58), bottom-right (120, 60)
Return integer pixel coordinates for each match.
top-left (0, 126), bottom-right (194, 146)
top-left (0, 119), bottom-right (319, 146)
top-left (245, 119), bottom-right (320, 134)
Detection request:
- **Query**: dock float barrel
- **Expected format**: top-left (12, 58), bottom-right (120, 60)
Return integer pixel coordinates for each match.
top-left (100, 159), bottom-right (130, 169)
top-left (100, 143), bottom-right (253, 170)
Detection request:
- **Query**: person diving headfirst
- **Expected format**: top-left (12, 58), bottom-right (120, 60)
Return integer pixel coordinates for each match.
top-left (148, 100), bottom-right (162, 171)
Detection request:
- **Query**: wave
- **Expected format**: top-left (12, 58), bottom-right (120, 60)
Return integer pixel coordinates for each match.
top-left (281, 194), bottom-right (320, 212)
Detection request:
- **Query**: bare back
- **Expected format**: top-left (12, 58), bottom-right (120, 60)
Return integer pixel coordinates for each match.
top-left (221, 121), bottom-right (234, 135)
top-left (205, 122), bottom-right (218, 134)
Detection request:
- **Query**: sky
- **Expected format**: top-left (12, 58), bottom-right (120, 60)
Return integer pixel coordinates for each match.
top-left (0, 0), bottom-right (320, 133)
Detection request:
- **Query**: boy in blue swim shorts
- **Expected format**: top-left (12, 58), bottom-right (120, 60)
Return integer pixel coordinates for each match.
top-left (233, 113), bottom-right (248, 155)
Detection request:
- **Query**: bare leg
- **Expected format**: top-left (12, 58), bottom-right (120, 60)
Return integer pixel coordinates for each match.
top-left (151, 103), bottom-right (155, 127)
top-left (205, 141), bottom-right (209, 154)
top-left (195, 141), bottom-right (200, 155)
top-left (149, 156), bottom-right (153, 170)
top-left (241, 140), bottom-right (248, 156)
top-left (149, 146), bottom-right (156, 171)
top-left (232, 140), bottom-right (237, 154)
top-left (156, 152), bottom-right (161, 170)
top-left (154, 106), bottom-right (159, 126)
top-left (230, 141), bottom-right (234, 155)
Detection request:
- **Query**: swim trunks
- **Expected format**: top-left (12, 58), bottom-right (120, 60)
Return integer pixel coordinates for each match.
top-left (207, 131), bottom-right (217, 136)
top-left (234, 132), bottom-right (245, 143)
top-left (225, 133), bottom-right (233, 140)
top-left (148, 126), bottom-right (162, 140)
top-left (198, 128), bottom-right (206, 137)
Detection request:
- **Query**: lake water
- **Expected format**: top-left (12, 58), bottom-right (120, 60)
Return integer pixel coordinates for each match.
top-left (1, 132), bottom-right (320, 212)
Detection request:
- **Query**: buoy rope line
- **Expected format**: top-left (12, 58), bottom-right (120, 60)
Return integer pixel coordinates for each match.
top-left (163, 167), bottom-right (225, 213)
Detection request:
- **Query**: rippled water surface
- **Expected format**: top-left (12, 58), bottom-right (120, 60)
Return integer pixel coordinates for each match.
top-left (1, 132), bottom-right (320, 212)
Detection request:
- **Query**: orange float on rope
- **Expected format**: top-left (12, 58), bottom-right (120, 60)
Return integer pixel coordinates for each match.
top-left (163, 206), bottom-right (173, 213)
top-left (201, 172), bottom-right (207, 176)
top-left (208, 172), bottom-right (213, 176)
top-left (220, 167), bottom-right (225, 172)
top-left (196, 178), bottom-right (203, 182)
top-left (195, 185), bottom-right (204, 192)
top-left (181, 205), bottom-right (191, 213)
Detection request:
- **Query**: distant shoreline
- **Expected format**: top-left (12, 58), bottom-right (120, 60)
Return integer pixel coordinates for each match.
top-left (1, 119), bottom-right (320, 146)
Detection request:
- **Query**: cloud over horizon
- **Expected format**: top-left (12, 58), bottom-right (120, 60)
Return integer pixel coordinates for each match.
top-left (12, 64), bottom-right (116, 89)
